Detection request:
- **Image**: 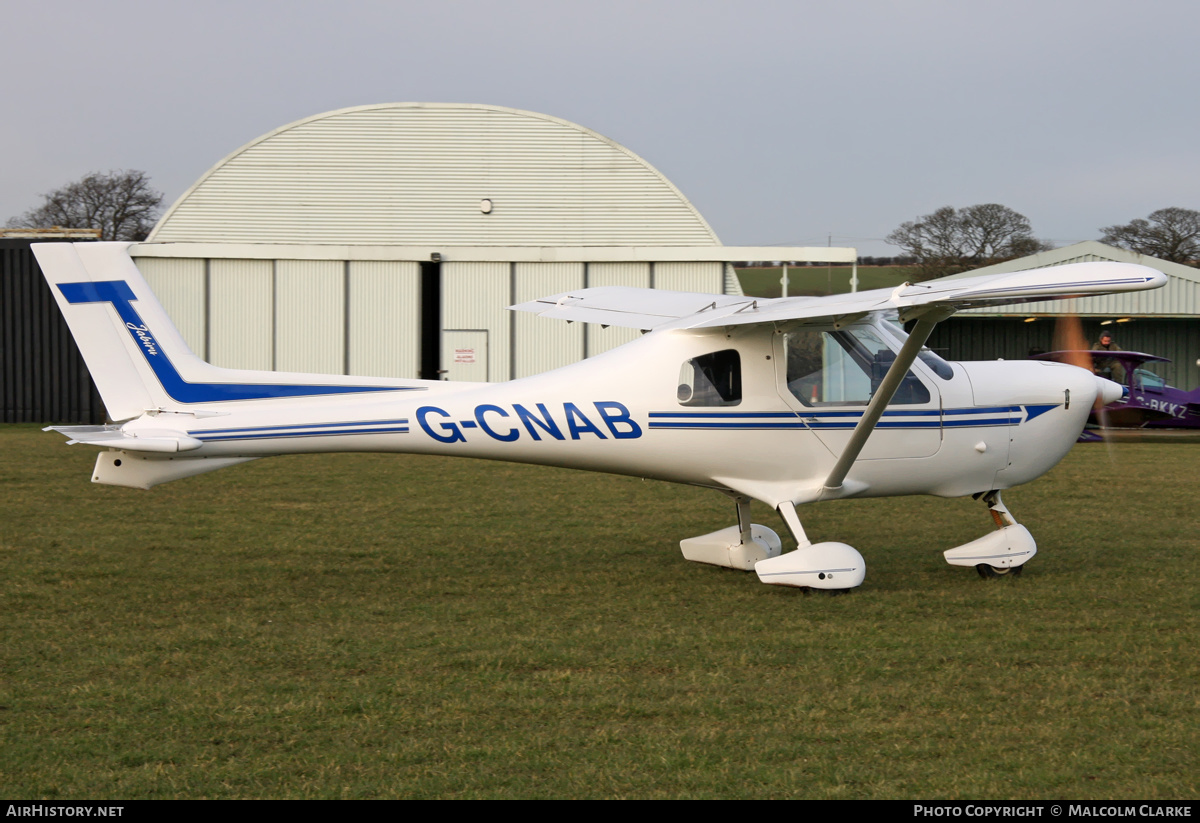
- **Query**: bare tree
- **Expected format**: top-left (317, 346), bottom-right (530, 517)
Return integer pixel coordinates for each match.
top-left (886, 204), bottom-right (1051, 280)
top-left (1100, 207), bottom-right (1200, 265)
top-left (7, 170), bottom-right (164, 241)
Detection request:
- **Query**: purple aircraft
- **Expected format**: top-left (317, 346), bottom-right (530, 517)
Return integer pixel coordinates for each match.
top-left (1033, 350), bottom-right (1200, 430)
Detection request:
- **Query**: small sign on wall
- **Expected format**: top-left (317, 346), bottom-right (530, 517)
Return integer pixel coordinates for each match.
top-left (442, 330), bottom-right (488, 381)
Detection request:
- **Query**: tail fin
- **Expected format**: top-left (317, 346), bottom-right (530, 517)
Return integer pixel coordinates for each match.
top-left (36, 243), bottom-right (170, 420)
top-left (34, 242), bottom-right (423, 422)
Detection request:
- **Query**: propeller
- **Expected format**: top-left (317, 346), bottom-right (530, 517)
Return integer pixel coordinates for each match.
top-left (1053, 313), bottom-right (1120, 456)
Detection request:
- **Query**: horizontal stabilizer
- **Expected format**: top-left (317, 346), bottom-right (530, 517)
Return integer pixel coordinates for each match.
top-left (46, 425), bottom-right (202, 454)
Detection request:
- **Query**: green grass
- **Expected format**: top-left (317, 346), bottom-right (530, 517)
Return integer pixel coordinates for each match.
top-left (736, 265), bottom-right (913, 298)
top-left (1, 425), bottom-right (1196, 798)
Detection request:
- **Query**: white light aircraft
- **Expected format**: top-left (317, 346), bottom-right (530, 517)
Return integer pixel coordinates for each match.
top-left (34, 243), bottom-right (1166, 590)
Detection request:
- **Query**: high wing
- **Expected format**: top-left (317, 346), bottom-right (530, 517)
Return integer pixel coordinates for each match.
top-left (510, 261), bottom-right (1167, 329)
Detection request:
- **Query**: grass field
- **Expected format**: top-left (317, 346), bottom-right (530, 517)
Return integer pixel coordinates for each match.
top-left (1, 425), bottom-right (1196, 799)
top-left (736, 265), bottom-right (913, 298)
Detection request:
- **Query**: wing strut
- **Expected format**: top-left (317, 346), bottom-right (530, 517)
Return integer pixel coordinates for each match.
top-left (822, 311), bottom-right (947, 493)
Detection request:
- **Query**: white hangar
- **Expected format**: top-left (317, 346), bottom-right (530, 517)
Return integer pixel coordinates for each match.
top-left (131, 103), bottom-right (853, 381)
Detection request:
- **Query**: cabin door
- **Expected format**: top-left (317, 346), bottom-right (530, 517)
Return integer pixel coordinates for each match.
top-left (774, 326), bottom-right (942, 459)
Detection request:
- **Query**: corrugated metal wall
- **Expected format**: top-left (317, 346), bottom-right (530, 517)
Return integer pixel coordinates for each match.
top-left (210, 260), bottom-right (274, 370)
top-left (1, 240), bottom-right (104, 423)
top-left (347, 261), bottom-right (421, 378)
top-left (139, 257), bottom-right (206, 357)
top-left (276, 260), bottom-right (344, 373)
top-left (654, 261), bottom-right (725, 293)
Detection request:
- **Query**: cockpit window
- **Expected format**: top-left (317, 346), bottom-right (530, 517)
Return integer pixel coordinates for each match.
top-left (882, 319), bottom-right (955, 380)
top-left (917, 349), bottom-right (955, 381)
top-left (678, 349), bottom-right (741, 406)
top-left (784, 329), bottom-right (930, 406)
top-left (1134, 368), bottom-right (1165, 392)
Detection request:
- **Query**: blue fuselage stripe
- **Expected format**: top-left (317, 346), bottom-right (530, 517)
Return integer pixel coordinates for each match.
top-left (195, 426), bottom-right (411, 442)
top-left (647, 404), bottom-right (1051, 431)
top-left (648, 422), bottom-right (808, 430)
top-left (648, 411), bottom-right (797, 418)
top-left (191, 419), bottom-right (410, 436)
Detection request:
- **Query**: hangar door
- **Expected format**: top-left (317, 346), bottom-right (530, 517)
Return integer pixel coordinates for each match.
top-left (135, 257), bottom-right (422, 379)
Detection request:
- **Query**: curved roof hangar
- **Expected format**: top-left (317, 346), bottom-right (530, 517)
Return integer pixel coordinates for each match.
top-left (149, 103), bottom-right (721, 247)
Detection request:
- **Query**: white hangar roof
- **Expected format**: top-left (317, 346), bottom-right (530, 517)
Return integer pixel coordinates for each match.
top-left (149, 103), bottom-right (722, 247)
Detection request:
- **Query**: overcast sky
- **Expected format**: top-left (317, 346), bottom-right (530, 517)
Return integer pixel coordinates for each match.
top-left (4, 0), bottom-right (1197, 256)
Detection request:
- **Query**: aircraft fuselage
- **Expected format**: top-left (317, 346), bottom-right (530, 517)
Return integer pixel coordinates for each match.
top-left (110, 318), bottom-right (1103, 509)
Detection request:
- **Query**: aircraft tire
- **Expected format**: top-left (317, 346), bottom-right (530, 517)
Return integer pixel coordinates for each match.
top-left (975, 563), bottom-right (1024, 579)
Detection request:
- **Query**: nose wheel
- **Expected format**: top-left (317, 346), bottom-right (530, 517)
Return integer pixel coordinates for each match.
top-left (943, 491), bottom-right (1037, 577)
top-left (976, 562), bottom-right (1024, 579)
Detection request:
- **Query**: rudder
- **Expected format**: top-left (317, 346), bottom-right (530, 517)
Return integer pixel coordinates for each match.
top-left (34, 242), bottom-right (181, 420)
